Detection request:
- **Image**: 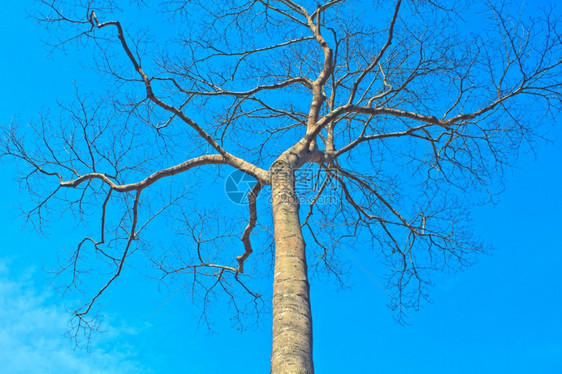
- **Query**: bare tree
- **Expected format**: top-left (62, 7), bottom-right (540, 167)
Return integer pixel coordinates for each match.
top-left (2, 0), bottom-right (562, 372)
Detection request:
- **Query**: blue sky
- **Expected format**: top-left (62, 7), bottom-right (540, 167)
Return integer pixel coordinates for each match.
top-left (1, 0), bottom-right (561, 373)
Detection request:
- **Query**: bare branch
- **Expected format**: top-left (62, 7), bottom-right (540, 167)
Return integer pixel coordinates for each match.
top-left (237, 182), bottom-right (263, 273)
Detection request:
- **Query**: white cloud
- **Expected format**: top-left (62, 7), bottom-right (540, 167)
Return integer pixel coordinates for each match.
top-left (0, 261), bottom-right (152, 374)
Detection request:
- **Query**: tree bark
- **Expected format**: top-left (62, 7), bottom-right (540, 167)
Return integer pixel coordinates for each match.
top-left (270, 159), bottom-right (314, 374)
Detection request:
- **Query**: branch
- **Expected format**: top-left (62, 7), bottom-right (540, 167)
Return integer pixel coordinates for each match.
top-left (237, 182), bottom-right (263, 273)
top-left (75, 189), bottom-right (141, 318)
top-left (90, 11), bottom-right (269, 183)
top-left (347, 0), bottom-right (402, 105)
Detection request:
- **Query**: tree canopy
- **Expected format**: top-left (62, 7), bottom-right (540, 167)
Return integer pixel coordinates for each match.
top-left (2, 0), bottom-right (561, 372)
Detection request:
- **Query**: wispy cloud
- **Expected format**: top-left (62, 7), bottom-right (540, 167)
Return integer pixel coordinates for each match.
top-left (0, 260), bottom-right (152, 374)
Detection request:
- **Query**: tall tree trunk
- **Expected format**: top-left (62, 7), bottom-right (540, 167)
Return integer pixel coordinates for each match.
top-left (270, 159), bottom-right (314, 374)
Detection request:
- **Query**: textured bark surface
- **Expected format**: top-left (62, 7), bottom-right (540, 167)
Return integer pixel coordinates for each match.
top-left (270, 160), bottom-right (314, 374)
